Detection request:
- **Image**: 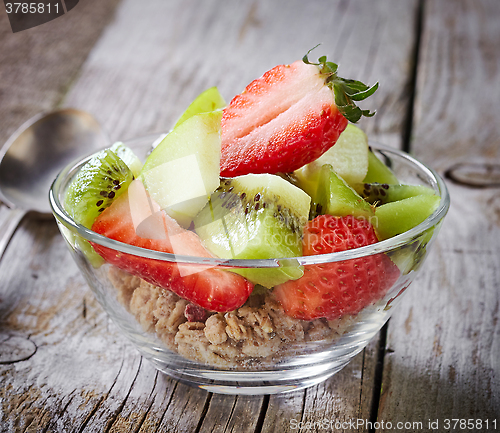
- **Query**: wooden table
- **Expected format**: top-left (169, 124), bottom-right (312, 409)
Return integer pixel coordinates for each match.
top-left (1, 0), bottom-right (499, 431)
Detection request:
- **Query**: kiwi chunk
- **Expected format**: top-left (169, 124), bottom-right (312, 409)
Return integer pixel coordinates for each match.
top-left (374, 194), bottom-right (441, 240)
top-left (353, 182), bottom-right (435, 205)
top-left (66, 149), bottom-right (133, 228)
top-left (194, 174), bottom-right (311, 288)
top-left (313, 164), bottom-right (374, 219)
top-left (388, 227), bottom-right (435, 275)
top-left (363, 148), bottom-right (399, 184)
top-left (110, 142), bottom-right (143, 177)
top-left (64, 150), bottom-right (134, 266)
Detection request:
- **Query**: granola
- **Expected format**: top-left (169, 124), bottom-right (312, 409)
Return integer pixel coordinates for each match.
top-left (109, 267), bottom-right (354, 367)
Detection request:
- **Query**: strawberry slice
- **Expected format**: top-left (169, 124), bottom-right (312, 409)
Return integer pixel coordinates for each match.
top-left (90, 187), bottom-right (254, 312)
top-left (273, 215), bottom-right (399, 321)
top-left (220, 51), bottom-right (378, 177)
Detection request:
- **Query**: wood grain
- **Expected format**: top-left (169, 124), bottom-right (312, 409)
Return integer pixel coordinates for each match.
top-left (377, 0), bottom-right (500, 427)
top-left (1, 0), bottom-right (423, 431)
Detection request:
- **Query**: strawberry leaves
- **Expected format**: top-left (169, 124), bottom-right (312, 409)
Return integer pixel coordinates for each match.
top-left (303, 48), bottom-right (378, 123)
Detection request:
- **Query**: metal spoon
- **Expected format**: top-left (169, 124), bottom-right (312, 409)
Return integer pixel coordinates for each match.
top-left (0, 108), bottom-right (109, 259)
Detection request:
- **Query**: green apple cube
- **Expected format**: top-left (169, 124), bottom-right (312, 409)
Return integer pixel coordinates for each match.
top-left (294, 123), bottom-right (369, 188)
top-left (174, 87), bottom-right (226, 129)
top-left (139, 111), bottom-right (222, 227)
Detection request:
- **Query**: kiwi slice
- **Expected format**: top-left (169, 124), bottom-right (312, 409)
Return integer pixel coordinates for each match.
top-left (373, 194), bottom-right (441, 240)
top-left (363, 148), bottom-right (399, 184)
top-left (312, 164), bottom-right (374, 219)
top-left (353, 182), bottom-right (435, 205)
top-left (194, 174), bottom-right (311, 288)
top-left (66, 149), bottom-right (133, 228)
top-left (64, 149), bottom-right (134, 266)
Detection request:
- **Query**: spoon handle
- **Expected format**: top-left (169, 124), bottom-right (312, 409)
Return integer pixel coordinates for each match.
top-left (0, 208), bottom-right (27, 260)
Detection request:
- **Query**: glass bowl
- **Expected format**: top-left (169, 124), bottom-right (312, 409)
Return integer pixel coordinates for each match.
top-left (49, 135), bottom-right (450, 395)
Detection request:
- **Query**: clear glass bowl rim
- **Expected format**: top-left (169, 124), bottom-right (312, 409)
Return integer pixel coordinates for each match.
top-left (49, 139), bottom-right (450, 268)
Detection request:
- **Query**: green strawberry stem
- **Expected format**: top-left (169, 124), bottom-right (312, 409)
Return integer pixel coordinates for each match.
top-left (303, 46), bottom-right (379, 123)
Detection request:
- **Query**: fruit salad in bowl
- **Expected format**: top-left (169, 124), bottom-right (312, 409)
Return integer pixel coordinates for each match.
top-left (49, 52), bottom-right (449, 394)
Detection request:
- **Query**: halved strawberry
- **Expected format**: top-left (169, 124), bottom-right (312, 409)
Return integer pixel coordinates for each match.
top-left (90, 186), bottom-right (254, 312)
top-left (273, 215), bottom-right (399, 320)
top-left (220, 51), bottom-right (378, 177)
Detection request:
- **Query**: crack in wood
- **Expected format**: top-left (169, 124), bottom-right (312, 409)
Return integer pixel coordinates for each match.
top-left (77, 395), bottom-right (106, 433)
top-left (104, 357), bottom-right (144, 432)
top-left (358, 350), bottom-right (366, 419)
top-left (299, 387), bottom-right (307, 426)
top-left (402, 0), bottom-right (425, 153)
top-left (2, 384), bottom-right (40, 431)
top-left (40, 390), bottom-right (77, 433)
top-left (144, 370), bottom-right (159, 401)
top-left (153, 381), bottom-right (179, 433)
top-left (193, 392), bottom-right (212, 433)
top-left (131, 399), bottom-right (156, 433)
top-left (368, 322), bottom-right (389, 433)
top-left (224, 396), bottom-right (238, 433)
top-left (169, 387), bottom-right (210, 432)
top-left (253, 395), bottom-right (270, 433)
top-left (12, 390), bottom-right (34, 413)
top-left (76, 356), bottom-right (126, 433)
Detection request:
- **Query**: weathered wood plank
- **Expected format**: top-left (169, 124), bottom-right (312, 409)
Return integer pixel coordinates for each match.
top-left (378, 0), bottom-right (500, 427)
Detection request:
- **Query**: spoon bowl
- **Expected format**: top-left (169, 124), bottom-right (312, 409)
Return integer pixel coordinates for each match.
top-left (0, 108), bottom-right (108, 256)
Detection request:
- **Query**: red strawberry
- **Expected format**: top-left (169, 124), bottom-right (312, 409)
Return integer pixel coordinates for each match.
top-left (220, 51), bottom-right (378, 177)
top-left (91, 186), bottom-right (253, 312)
top-left (273, 215), bottom-right (399, 321)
